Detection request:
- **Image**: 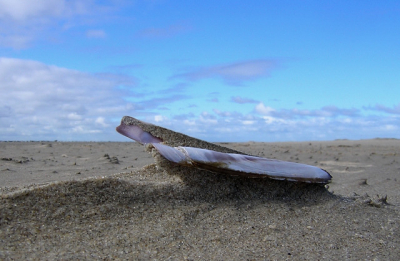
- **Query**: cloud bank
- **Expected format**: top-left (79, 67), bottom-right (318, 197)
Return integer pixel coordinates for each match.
top-left (152, 102), bottom-right (400, 142)
top-left (1, 57), bottom-right (399, 142)
top-left (0, 57), bottom-right (137, 140)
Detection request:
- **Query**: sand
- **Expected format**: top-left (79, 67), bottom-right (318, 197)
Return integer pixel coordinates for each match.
top-left (1, 136), bottom-right (400, 259)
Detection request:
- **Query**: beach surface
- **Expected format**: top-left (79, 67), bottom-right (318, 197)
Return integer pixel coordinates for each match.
top-left (1, 139), bottom-right (399, 259)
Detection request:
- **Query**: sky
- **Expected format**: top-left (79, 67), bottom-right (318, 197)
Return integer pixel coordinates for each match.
top-left (0, 0), bottom-right (399, 142)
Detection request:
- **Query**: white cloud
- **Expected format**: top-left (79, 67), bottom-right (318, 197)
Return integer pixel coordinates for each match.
top-left (67, 113), bottom-right (83, 121)
top-left (0, 0), bottom-right (66, 21)
top-left (95, 117), bottom-right (109, 127)
top-left (242, 120), bottom-right (255, 125)
top-left (255, 102), bottom-right (275, 115)
top-left (383, 125), bottom-right (397, 131)
top-left (0, 57), bottom-right (137, 141)
top-left (261, 115), bottom-right (285, 125)
top-left (154, 115), bottom-right (166, 122)
top-left (199, 111), bottom-right (217, 124)
top-left (183, 119), bottom-right (196, 126)
top-left (0, 0), bottom-right (113, 22)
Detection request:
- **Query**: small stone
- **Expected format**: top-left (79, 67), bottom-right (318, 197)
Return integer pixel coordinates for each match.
top-left (110, 156), bottom-right (119, 164)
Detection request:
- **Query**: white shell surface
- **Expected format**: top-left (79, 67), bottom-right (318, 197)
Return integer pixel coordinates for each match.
top-left (152, 143), bottom-right (188, 163)
top-left (153, 144), bottom-right (332, 183)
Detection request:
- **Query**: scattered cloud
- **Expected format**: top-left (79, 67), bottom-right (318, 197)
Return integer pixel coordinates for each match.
top-left (95, 117), bottom-right (109, 127)
top-left (255, 102), bottom-right (275, 115)
top-left (364, 103), bottom-right (400, 115)
top-left (0, 0), bottom-right (123, 49)
top-left (0, 0), bottom-right (124, 23)
top-left (0, 0), bottom-right (69, 22)
top-left (0, 57), bottom-right (398, 142)
top-left (172, 59), bottom-right (279, 85)
top-left (86, 29), bottom-right (106, 38)
top-left (231, 96), bottom-right (259, 104)
top-left (154, 115), bottom-right (167, 122)
top-left (213, 109), bottom-right (243, 118)
top-left (320, 106), bottom-right (360, 117)
top-left (148, 103), bottom-right (399, 142)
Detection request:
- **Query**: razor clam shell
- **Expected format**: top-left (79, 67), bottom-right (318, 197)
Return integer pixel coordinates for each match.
top-left (116, 117), bottom-right (332, 184)
top-left (152, 143), bottom-right (332, 183)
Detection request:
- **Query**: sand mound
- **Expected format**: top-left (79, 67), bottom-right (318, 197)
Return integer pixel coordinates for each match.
top-left (1, 164), bottom-right (399, 260)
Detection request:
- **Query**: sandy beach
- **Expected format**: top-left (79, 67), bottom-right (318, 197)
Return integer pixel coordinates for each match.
top-left (1, 139), bottom-right (399, 259)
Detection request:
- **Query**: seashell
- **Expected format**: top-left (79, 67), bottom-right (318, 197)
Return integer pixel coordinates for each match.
top-left (116, 122), bottom-right (162, 144)
top-left (116, 117), bottom-right (332, 184)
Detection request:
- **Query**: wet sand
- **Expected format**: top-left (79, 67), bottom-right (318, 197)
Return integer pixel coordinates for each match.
top-left (1, 139), bottom-right (400, 259)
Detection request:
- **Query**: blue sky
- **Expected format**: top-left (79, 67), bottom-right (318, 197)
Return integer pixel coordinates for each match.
top-left (1, 0), bottom-right (399, 142)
